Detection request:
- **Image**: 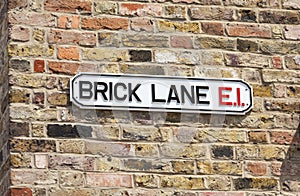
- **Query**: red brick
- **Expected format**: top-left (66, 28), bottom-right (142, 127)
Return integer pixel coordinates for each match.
top-left (57, 46), bottom-right (79, 60)
top-left (82, 17), bottom-right (129, 30)
top-left (10, 26), bottom-right (30, 42)
top-left (201, 22), bottom-right (224, 35)
top-left (130, 18), bottom-right (154, 32)
top-left (284, 25), bottom-right (300, 40)
top-left (272, 56), bottom-right (283, 69)
top-left (246, 162), bottom-right (268, 176)
top-left (34, 60), bottom-right (45, 73)
top-left (45, 0), bottom-right (92, 13)
top-left (119, 3), bottom-right (162, 17)
top-left (271, 131), bottom-right (295, 144)
top-left (170, 36), bottom-right (193, 49)
top-left (9, 12), bottom-right (55, 27)
top-left (58, 15), bottom-right (80, 29)
top-left (48, 29), bottom-right (96, 46)
top-left (33, 92), bottom-right (45, 105)
top-left (86, 173), bottom-right (133, 188)
top-left (48, 61), bottom-right (97, 75)
top-left (10, 188), bottom-right (32, 196)
top-left (226, 23), bottom-right (272, 38)
top-left (271, 162), bottom-right (282, 176)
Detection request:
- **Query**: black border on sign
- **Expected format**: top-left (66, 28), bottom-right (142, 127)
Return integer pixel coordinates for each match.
top-left (70, 73), bottom-right (253, 115)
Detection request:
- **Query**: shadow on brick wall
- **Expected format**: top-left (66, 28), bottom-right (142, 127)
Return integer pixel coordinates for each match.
top-left (280, 121), bottom-right (300, 194)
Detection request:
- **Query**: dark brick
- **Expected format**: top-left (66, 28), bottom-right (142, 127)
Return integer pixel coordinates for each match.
top-left (47, 124), bottom-right (92, 138)
top-left (10, 122), bottom-right (30, 137)
top-left (212, 145), bottom-right (234, 159)
top-left (10, 139), bottom-right (56, 152)
top-left (9, 59), bottom-right (30, 72)
top-left (233, 178), bottom-right (252, 190)
top-left (0, 149), bottom-right (3, 164)
top-left (129, 50), bottom-right (152, 62)
top-left (237, 39), bottom-right (259, 52)
top-left (239, 9), bottom-right (257, 22)
top-left (259, 10), bottom-right (300, 24)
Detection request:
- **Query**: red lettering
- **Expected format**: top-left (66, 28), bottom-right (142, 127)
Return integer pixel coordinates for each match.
top-left (237, 88), bottom-right (241, 106)
top-left (219, 87), bottom-right (233, 106)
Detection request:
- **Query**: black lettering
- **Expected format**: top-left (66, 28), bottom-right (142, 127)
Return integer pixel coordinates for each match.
top-left (79, 81), bottom-right (93, 99)
top-left (128, 83), bottom-right (141, 102)
top-left (181, 85), bottom-right (195, 104)
top-left (196, 86), bottom-right (210, 105)
top-left (109, 82), bottom-right (113, 101)
top-left (151, 84), bottom-right (166, 103)
top-left (94, 82), bottom-right (108, 100)
top-left (114, 82), bottom-right (127, 101)
top-left (167, 85), bottom-right (180, 103)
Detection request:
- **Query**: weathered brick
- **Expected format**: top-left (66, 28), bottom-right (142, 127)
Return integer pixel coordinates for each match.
top-left (10, 139), bottom-right (56, 152)
top-left (160, 144), bottom-right (207, 158)
top-left (10, 122), bottom-right (30, 137)
top-left (135, 144), bottom-right (159, 157)
top-left (161, 176), bottom-right (205, 190)
top-left (225, 53), bottom-right (270, 68)
top-left (238, 9), bottom-right (257, 22)
top-left (57, 46), bottom-right (79, 61)
top-left (258, 145), bottom-right (286, 160)
top-left (135, 174), bottom-right (159, 188)
top-left (223, 0), bottom-right (261, 7)
top-left (171, 36), bottom-right (193, 49)
top-left (164, 5), bottom-right (186, 19)
top-left (253, 85), bottom-right (272, 97)
top-left (121, 125), bottom-right (161, 141)
top-left (237, 39), bottom-right (258, 53)
top-left (32, 28), bottom-right (45, 43)
top-left (285, 55), bottom-right (300, 70)
top-left (259, 10), bottom-right (300, 24)
top-left (8, 0), bottom-right (28, 10)
top-left (59, 140), bottom-right (85, 154)
top-left (283, 0), bottom-right (300, 9)
top-left (226, 23), bottom-right (272, 38)
top-left (98, 32), bottom-right (121, 47)
top-left (195, 36), bottom-right (236, 50)
top-left (95, 157), bottom-right (122, 172)
top-left (130, 18), bottom-right (154, 32)
top-left (10, 26), bottom-right (30, 42)
top-left (86, 173), bottom-right (133, 188)
top-left (33, 92), bottom-right (44, 105)
top-left (10, 153), bottom-right (32, 168)
top-left (272, 56), bottom-right (283, 69)
top-left (9, 12), bottom-right (55, 27)
top-left (82, 17), bottom-right (129, 30)
top-left (11, 169), bottom-right (58, 185)
top-left (119, 3), bottom-right (162, 17)
top-left (8, 44), bottom-right (54, 57)
top-left (270, 131), bottom-right (296, 145)
top-left (249, 131), bottom-right (269, 144)
top-left (189, 6), bottom-right (234, 21)
top-left (171, 160), bottom-right (195, 174)
top-left (48, 188), bottom-right (97, 196)
top-left (123, 159), bottom-right (172, 173)
top-left (48, 29), bottom-right (96, 46)
top-left (246, 162), bottom-right (268, 176)
top-left (82, 48), bottom-right (129, 61)
top-left (94, 1), bottom-right (117, 15)
top-left (58, 15), bottom-right (80, 29)
top-left (60, 171), bottom-right (84, 187)
top-left (122, 34), bottom-right (169, 48)
top-left (259, 40), bottom-right (300, 55)
top-left (205, 176), bottom-right (231, 191)
top-left (233, 178), bottom-right (278, 190)
top-left (44, 0), bottom-right (92, 14)
top-left (158, 20), bottom-right (200, 33)
top-left (201, 22), bottom-right (224, 35)
top-left (284, 25), bottom-right (300, 40)
top-left (85, 141), bottom-right (132, 156)
top-left (9, 59), bottom-right (30, 72)
top-left (9, 88), bottom-right (30, 104)
top-left (236, 145), bottom-right (259, 160)
top-left (262, 69), bottom-right (300, 84)
top-left (48, 155), bottom-right (94, 171)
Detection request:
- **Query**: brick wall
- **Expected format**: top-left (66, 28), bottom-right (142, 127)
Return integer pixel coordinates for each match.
top-left (0, 0), bottom-right (10, 195)
top-left (7, 0), bottom-right (300, 195)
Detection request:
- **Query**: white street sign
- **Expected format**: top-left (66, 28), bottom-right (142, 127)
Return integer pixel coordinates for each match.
top-left (70, 73), bottom-right (253, 115)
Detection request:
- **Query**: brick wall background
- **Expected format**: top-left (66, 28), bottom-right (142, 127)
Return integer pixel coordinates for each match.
top-left (6, 0), bottom-right (300, 195)
top-left (0, 0), bottom-right (10, 195)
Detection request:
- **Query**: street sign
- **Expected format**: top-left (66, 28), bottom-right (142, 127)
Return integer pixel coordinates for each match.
top-left (70, 73), bottom-right (253, 115)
